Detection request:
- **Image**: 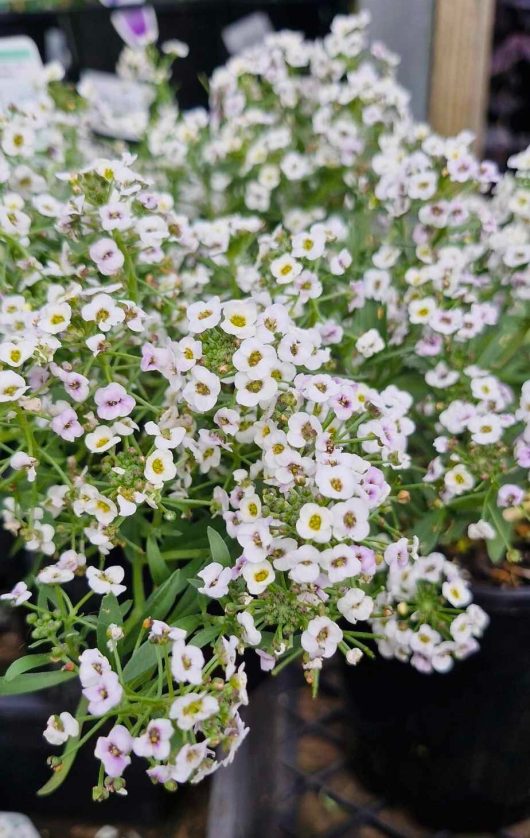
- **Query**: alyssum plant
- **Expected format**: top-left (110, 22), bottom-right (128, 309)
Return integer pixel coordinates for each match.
top-left (0, 11), bottom-right (525, 801)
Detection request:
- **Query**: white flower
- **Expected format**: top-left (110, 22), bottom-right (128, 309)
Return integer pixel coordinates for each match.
top-left (270, 254), bottom-right (303, 285)
top-left (444, 464), bottom-right (475, 496)
top-left (467, 413), bottom-right (503, 445)
top-left (10, 451), bottom-right (37, 482)
top-left (145, 421), bottom-right (186, 450)
top-left (85, 426), bottom-right (121, 453)
top-left (169, 693), bottom-right (219, 730)
top-left (0, 581), bottom-right (31, 606)
top-left (356, 329), bottom-right (385, 358)
top-left (236, 611), bottom-right (262, 646)
top-left (337, 588), bottom-right (374, 623)
top-left (221, 300), bottom-right (257, 339)
top-left (296, 503), bottom-right (332, 543)
top-left (301, 616), bottom-right (342, 659)
top-left (86, 565), bottom-right (126, 596)
top-left (242, 559), bottom-right (275, 595)
top-left (183, 367), bottom-right (221, 413)
top-left (442, 578), bottom-right (472, 607)
top-left (345, 648), bottom-right (363, 665)
top-left (0, 339), bottom-right (34, 367)
top-left (38, 565), bottom-right (74, 585)
top-left (38, 302), bottom-right (72, 334)
top-left (234, 372), bottom-right (278, 408)
top-left (186, 297), bottom-right (221, 333)
top-left (197, 562), bottom-right (232, 598)
top-left (81, 294), bottom-right (125, 332)
top-left (171, 742), bottom-right (209, 783)
top-left (43, 712), bottom-right (79, 746)
top-left (331, 498), bottom-right (370, 541)
top-left (0, 370), bottom-right (27, 402)
top-left (291, 229), bottom-right (326, 260)
top-left (171, 640), bottom-right (205, 685)
top-left (144, 449), bottom-right (176, 486)
top-left (467, 519), bottom-right (496, 541)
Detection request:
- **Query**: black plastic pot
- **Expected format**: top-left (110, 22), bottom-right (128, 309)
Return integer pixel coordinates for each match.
top-left (343, 584), bottom-right (530, 831)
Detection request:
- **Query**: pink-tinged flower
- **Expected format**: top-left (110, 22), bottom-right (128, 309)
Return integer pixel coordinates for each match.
top-left (146, 763), bottom-right (173, 784)
top-left (0, 581), bottom-right (31, 606)
top-left (384, 537), bottom-right (417, 568)
top-left (497, 484), bottom-right (524, 508)
top-left (59, 370), bottom-right (90, 403)
top-left (95, 382), bottom-right (136, 421)
top-left (94, 724), bottom-right (133, 777)
top-left (83, 671), bottom-right (123, 715)
top-left (515, 439), bottom-right (530, 468)
top-left (133, 719), bottom-right (173, 760)
top-left (111, 6), bottom-right (159, 49)
top-left (78, 648), bottom-right (111, 687)
top-left (89, 238), bottom-right (124, 276)
top-left (51, 407), bottom-right (84, 442)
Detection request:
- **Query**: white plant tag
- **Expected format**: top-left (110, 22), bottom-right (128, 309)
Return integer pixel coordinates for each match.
top-left (0, 36), bottom-right (43, 109)
top-left (79, 70), bottom-right (154, 142)
top-left (222, 12), bottom-right (273, 56)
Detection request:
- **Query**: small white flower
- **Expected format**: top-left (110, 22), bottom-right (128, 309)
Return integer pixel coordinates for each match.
top-left (44, 712), bottom-right (79, 746)
top-left (197, 562), bottom-right (232, 598)
top-left (144, 449), bottom-right (177, 486)
top-left (170, 693), bottom-right (219, 730)
top-left (171, 640), bottom-right (205, 685)
top-left (86, 565), bottom-right (126, 596)
top-left (0, 370), bottom-right (27, 402)
top-left (296, 503), bottom-right (332, 544)
top-left (301, 616), bottom-right (342, 659)
top-left (467, 519), bottom-right (496, 541)
top-left (442, 578), bottom-right (472, 607)
top-left (337, 588), bottom-right (374, 623)
top-left (444, 464), bottom-right (475, 496)
top-left (356, 329), bottom-right (385, 358)
top-left (242, 559), bottom-right (275, 595)
top-left (85, 426), bottom-right (121, 453)
top-left (236, 611), bottom-right (262, 646)
top-left (270, 254), bottom-right (303, 285)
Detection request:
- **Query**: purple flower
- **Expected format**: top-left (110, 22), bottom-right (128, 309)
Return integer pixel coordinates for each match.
top-left (133, 718), bottom-right (173, 761)
top-left (497, 483), bottom-right (524, 508)
top-left (94, 724), bottom-right (133, 777)
top-left (51, 407), bottom-right (84, 442)
top-left (89, 238), bottom-right (124, 277)
top-left (111, 6), bottom-right (159, 49)
top-left (95, 382), bottom-right (136, 421)
top-left (515, 439), bottom-right (530, 468)
top-left (384, 537), bottom-right (409, 568)
top-left (83, 671), bottom-right (123, 716)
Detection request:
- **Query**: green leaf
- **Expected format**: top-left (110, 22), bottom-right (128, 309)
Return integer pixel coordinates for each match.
top-left (207, 526), bottom-right (231, 566)
top-left (191, 624), bottom-right (221, 648)
top-left (484, 491), bottom-right (513, 564)
top-left (5, 653), bottom-right (51, 682)
top-left (0, 669), bottom-right (76, 695)
top-left (122, 641), bottom-right (158, 683)
top-left (415, 509), bottom-right (447, 554)
top-left (96, 593), bottom-right (123, 654)
top-left (147, 535), bottom-right (170, 585)
top-left (38, 698), bottom-right (87, 796)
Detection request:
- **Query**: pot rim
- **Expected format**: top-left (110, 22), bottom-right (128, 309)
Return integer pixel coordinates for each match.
top-left (472, 580), bottom-right (530, 611)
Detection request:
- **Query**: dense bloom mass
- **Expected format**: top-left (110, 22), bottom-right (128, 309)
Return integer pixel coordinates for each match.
top-left (1, 9), bottom-right (527, 802)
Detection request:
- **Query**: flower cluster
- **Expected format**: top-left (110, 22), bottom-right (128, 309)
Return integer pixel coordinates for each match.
top-left (0, 8), bottom-right (520, 803)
